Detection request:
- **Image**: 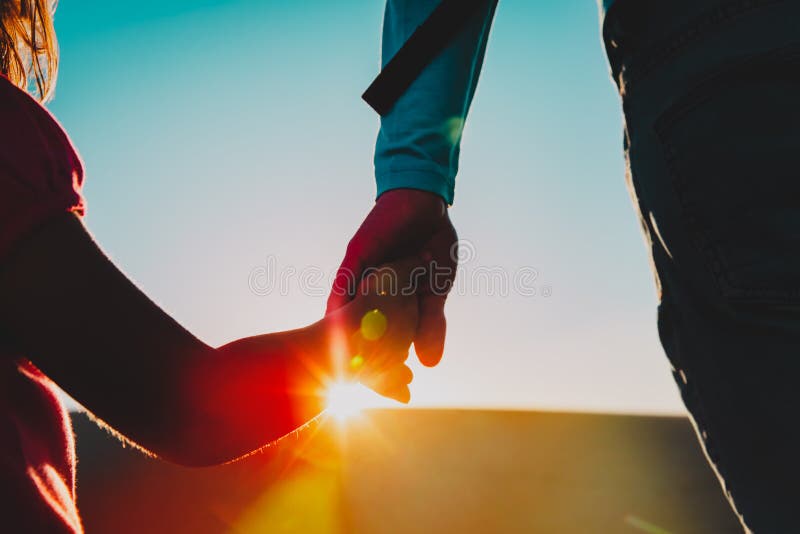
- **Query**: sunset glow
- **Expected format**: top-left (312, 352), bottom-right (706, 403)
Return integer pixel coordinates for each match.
top-left (325, 381), bottom-right (393, 422)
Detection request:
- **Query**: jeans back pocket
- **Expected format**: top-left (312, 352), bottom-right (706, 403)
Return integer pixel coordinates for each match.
top-left (655, 45), bottom-right (800, 303)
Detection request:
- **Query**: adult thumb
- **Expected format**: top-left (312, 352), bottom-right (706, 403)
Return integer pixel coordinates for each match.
top-left (414, 295), bottom-right (447, 367)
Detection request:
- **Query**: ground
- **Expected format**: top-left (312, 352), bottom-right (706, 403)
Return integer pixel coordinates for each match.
top-left (74, 409), bottom-right (742, 533)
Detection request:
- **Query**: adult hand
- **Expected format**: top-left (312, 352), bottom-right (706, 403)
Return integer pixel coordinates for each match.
top-left (327, 189), bottom-right (458, 367)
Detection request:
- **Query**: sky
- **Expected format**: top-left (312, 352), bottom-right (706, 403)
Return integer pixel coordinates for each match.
top-left (50, 0), bottom-right (684, 415)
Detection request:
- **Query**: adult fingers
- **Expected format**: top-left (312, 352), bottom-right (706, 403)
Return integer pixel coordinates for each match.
top-left (326, 190), bottom-right (448, 315)
top-left (358, 257), bottom-right (426, 298)
top-left (414, 294), bottom-right (447, 367)
top-left (326, 253), bottom-right (361, 314)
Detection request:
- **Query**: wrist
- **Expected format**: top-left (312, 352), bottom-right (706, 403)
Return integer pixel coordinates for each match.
top-left (378, 187), bottom-right (447, 209)
top-left (375, 168), bottom-right (455, 206)
top-left (376, 188), bottom-right (448, 224)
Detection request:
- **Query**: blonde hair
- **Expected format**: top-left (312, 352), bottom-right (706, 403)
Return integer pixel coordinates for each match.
top-left (0, 0), bottom-right (58, 102)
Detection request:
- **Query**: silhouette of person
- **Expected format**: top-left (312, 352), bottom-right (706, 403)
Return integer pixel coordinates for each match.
top-left (328, 1), bottom-right (800, 532)
top-left (0, 3), bottom-right (419, 532)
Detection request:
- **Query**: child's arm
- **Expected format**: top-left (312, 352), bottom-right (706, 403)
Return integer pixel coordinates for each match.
top-left (0, 213), bottom-right (417, 466)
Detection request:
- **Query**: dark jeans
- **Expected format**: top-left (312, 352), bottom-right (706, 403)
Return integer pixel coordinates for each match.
top-left (603, 1), bottom-right (800, 532)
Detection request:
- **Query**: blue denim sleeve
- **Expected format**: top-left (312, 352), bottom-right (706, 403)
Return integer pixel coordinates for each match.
top-left (374, 0), bottom-right (497, 205)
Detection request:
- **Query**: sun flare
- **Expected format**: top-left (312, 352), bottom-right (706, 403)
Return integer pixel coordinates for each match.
top-left (325, 381), bottom-right (392, 422)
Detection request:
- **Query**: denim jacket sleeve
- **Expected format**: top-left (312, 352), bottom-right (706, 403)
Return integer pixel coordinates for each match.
top-left (374, 0), bottom-right (497, 205)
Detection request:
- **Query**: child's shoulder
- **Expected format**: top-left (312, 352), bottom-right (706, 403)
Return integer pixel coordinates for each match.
top-left (0, 74), bottom-right (84, 195)
top-left (0, 74), bottom-right (86, 263)
top-left (0, 73), bottom-right (47, 122)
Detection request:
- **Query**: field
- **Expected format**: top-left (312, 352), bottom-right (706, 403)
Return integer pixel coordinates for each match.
top-left (74, 409), bottom-right (742, 533)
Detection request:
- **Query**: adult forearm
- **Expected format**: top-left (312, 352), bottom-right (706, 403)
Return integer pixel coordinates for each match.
top-left (374, 0), bottom-right (498, 205)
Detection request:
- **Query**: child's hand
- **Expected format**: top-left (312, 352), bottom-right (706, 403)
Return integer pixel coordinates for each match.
top-left (324, 259), bottom-right (420, 403)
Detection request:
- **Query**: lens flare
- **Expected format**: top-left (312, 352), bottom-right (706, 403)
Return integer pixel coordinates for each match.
top-left (325, 381), bottom-right (372, 422)
top-left (360, 309), bottom-right (388, 341)
top-left (349, 354), bottom-right (364, 370)
top-left (325, 380), bottom-right (398, 423)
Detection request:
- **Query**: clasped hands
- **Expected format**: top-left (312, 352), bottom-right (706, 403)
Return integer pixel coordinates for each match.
top-left (323, 188), bottom-right (458, 404)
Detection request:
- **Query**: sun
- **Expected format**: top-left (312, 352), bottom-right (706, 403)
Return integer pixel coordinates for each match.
top-left (325, 380), bottom-right (392, 423)
top-left (325, 381), bottom-right (371, 422)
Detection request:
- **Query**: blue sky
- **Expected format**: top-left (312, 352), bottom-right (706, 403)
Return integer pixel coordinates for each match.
top-left (50, 0), bottom-right (683, 414)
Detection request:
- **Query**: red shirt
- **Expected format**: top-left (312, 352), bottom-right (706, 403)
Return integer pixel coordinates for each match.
top-left (0, 74), bottom-right (85, 533)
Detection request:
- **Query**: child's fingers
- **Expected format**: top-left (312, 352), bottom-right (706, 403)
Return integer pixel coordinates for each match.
top-left (361, 364), bottom-right (414, 403)
top-left (343, 303), bottom-right (415, 374)
top-left (361, 363), bottom-right (414, 391)
top-left (362, 343), bottom-right (411, 376)
top-left (348, 347), bottom-right (410, 385)
top-left (344, 299), bottom-right (416, 346)
top-left (392, 385), bottom-right (412, 404)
